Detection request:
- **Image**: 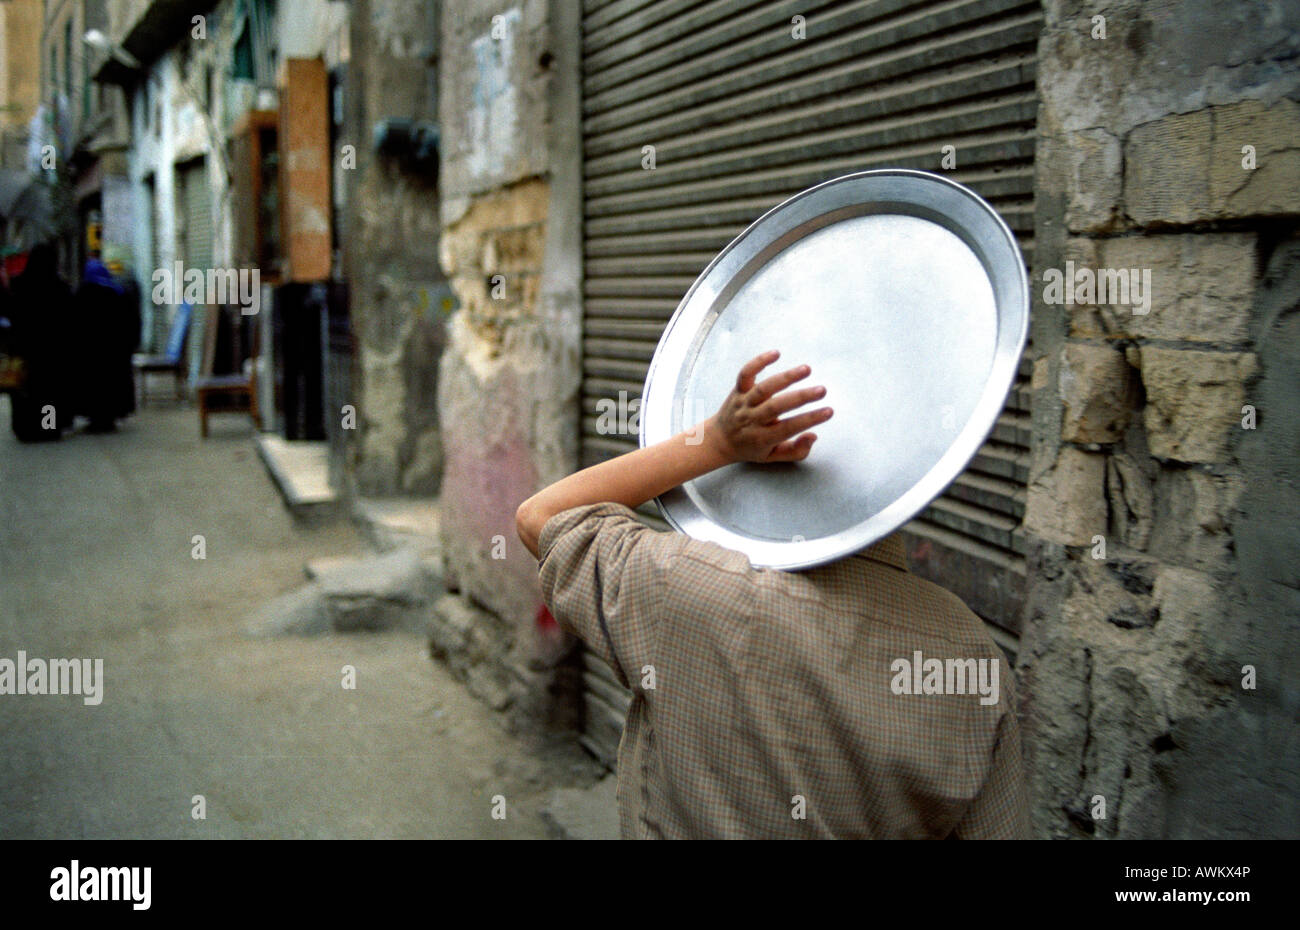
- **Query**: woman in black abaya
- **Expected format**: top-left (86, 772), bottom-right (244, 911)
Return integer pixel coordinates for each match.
top-left (74, 258), bottom-right (139, 432)
top-left (6, 244), bottom-right (73, 441)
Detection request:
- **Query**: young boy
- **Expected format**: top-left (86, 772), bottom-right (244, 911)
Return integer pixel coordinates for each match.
top-left (517, 350), bottom-right (1030, 839)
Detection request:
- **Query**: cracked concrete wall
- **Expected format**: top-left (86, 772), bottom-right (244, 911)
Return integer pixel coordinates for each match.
top-left (345, 0), bottom-right (452, 498)
top-left (1021, 0), bottom-right (1300, 838)
top-left (432, 0), bottom-right (582, 725)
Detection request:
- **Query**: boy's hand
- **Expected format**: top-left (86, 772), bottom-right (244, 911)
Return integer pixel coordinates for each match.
top-left (700, 350), bottom-right (833, 464)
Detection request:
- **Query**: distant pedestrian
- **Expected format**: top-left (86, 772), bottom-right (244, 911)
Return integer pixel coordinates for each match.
top-left (73, 258), bottom-right (138, 432)
top-left (6, 244), bottom-right (73, 441)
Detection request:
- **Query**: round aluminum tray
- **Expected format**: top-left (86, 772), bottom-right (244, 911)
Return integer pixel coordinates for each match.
top-left (640, 169), bottom-right (1029, 570)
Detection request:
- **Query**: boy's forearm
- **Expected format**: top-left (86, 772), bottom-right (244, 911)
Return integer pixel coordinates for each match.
top-left (516, 351), bottom-right (831, 559)
top-left (515, 421), bottom-right (730, 558)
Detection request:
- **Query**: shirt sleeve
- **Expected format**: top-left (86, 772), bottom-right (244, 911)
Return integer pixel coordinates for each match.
top-left (951, 706), bottom-right (1032, 839)
top-left (537, 502), bottom-right (686, 690)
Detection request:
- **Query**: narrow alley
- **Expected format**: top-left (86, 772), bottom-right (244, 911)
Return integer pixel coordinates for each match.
top-left (0, 404), bottom-right (598, 838)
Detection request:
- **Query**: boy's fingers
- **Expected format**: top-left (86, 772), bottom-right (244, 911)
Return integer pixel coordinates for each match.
top-left (773, 406), bottom-right (833, 441)
top-left (749, 364), bottom-right (811, 407)
top-left (754, 383), bottom-right (824, 421)
top-left (767, 433), bottom-right (817, 462)
top-left (735, 350), bottom-right (780, 394)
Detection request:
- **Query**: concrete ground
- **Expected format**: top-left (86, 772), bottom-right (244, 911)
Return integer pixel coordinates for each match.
top-left (0, 401), bottom-right (597, 839)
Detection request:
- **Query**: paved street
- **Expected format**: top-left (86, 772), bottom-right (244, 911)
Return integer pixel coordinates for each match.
top-left (0, 402), bottom-right (588, 839)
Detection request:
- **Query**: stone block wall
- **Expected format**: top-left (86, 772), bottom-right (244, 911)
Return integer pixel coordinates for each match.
top-left (1022, 0), bottom-right (1300, 837)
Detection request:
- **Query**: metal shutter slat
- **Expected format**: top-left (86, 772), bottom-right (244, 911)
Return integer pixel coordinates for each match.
top-left (584, 78), bottom-right (1039, 181)
top-left (585, 163), bottom-right (1035, 216)
top-left (584, 0), bottom-right (1037, 115)
top-left (179, 160), bottom-right (212, 381)
top-left (584, 4), bottom-right (1040, 129)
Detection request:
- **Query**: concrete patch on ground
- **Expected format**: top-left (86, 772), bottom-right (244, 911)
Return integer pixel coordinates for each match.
top-left (541, 776), bottom-right (619, 841)
top-left (246, 546), bottom-right (442, 637)
top-left (353, 497), bottom-right (443, 557)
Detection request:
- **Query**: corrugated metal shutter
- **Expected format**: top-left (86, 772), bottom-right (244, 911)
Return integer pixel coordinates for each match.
top-left (579, 0), bottom-right (1040, 765)
top-left (177, 158), bottom-right (212, 382)
top-left (147, 175), bottom-right (167, 351)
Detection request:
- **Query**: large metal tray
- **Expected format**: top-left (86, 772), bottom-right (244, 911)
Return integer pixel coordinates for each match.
top-left (640, 169), bottom-right (1029, 570)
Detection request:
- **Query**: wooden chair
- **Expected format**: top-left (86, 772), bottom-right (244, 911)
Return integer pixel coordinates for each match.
top-left (195, 305), bottom-right (259, 438)
top-left (133, 302), bottom-right (192, 404)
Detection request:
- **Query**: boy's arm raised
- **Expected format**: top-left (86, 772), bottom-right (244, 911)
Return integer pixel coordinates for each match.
top-left (516, 349), bottom-right (832, 558)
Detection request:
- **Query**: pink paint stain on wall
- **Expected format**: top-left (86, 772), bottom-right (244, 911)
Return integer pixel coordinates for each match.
top-left (440, 366), bottom-right (542, 625)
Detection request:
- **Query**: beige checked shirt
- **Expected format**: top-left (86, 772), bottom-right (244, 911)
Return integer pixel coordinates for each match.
top-left (538, 502), bottom-right (1030, 840)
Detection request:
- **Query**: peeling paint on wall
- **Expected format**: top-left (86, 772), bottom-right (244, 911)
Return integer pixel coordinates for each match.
top-left (467, 7), bottom-right (520, 182)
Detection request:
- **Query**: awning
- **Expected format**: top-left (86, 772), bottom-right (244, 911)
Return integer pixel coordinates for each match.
top-left (92, 0), bottom-right (217, 86)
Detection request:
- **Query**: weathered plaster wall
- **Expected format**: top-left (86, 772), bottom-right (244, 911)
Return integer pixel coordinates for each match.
top-left (432, 0), bottom-right (582, 724)
top-left (345, 0), bottom-right (449, 497)
top-left (1021, 0), bottom-right (1300, 838)
top-left (278, 0), bottom-right (349, 64)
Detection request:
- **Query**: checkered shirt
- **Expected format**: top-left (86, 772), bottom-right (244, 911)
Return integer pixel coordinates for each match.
top-left (538, 502), bottom-right (1030, 839)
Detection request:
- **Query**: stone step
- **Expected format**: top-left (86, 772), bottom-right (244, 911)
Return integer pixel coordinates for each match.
top-left (247, 547), bottom-right (443, 637)
top-left (253, 433), bottom-right (343, 521)
top-left (353, 497), bottom-right (443, 559)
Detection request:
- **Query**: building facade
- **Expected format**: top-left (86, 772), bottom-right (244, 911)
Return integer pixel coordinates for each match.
top-left (0, 0), bottom-right (42, 171)
top-left (93, 0), bottom-right (350, 404)
top-left (0, 0), bottom-right (44, 252)
top-left (30, 0), bottom-right (131, 279)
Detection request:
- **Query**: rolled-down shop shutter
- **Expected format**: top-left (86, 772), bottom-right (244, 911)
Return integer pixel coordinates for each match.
top-left (177, 157), bottom-right (213, 383)
top-left (578, 0), bottom-right (1041, 766)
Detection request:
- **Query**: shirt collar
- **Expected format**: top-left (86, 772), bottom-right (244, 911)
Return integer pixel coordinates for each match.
top-left (847, 533), bottom-right (909, 572)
